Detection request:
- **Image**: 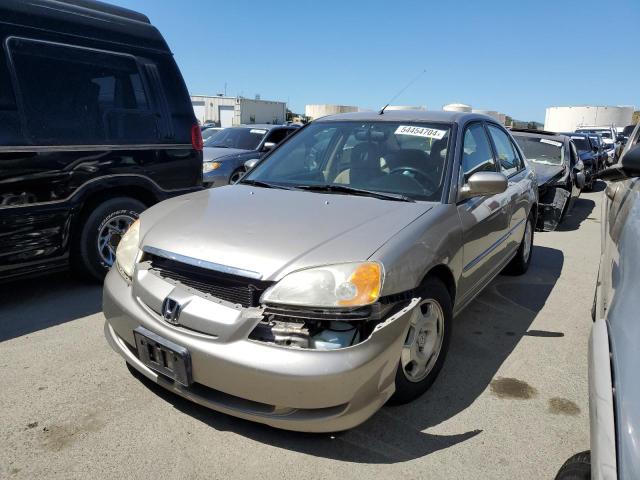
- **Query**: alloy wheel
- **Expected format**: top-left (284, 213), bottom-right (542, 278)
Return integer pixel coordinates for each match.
top-left (97, 214), bottom-right (136, 267)
top-left (401, 299), bottom-right (445, 383)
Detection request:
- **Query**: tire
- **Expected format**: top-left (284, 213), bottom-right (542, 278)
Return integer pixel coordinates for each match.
top-left (229, 168), bottom-right (244, 184)
top-left (554, 451), bottom-right (591, 480)
top-left (503, 211), bottom-right (534, 276)
top-left (389, 277), bottom-right (452, 405)
top-left (73, 197), bottom-right (146, 281)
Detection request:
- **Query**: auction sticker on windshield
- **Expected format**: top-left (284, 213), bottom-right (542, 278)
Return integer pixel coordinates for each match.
top-left (395, 125), bottom-right (446, 140)
top-left (250, 129), bottom-right (267, 134)
top-left (540, 138), bottom-right (562, 147)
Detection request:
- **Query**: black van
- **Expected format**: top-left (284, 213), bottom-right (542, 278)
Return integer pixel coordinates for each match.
top-left (0, 0), bottom-right (202, 281)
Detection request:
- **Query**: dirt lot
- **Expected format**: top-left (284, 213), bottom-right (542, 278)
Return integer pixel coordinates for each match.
top-left (0, 186), bottom-right (603, 479)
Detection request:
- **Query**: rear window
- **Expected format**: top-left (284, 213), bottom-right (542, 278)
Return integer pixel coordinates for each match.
top-left (8, 37), bottom-right (158, 145)
top-left (570, 136), bottom-right (590, 151)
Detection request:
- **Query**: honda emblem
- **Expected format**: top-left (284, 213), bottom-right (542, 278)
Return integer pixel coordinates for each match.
top-left (162, 297), bottom-right (182, 324)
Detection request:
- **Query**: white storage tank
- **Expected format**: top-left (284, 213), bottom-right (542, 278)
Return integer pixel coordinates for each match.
top-left (305, 104), bottom-right (359, 120)
top-left (443, 103), bottom-right (472, 113)
top-left (544, 106), bottom-right (635, 132)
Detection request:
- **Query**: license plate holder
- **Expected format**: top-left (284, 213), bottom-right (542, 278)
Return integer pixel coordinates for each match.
top-left (133, 326), bottom-right (192, 386)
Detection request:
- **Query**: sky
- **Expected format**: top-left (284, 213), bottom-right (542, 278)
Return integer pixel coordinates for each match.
top-left (110, 0), bottom-right (639, 122)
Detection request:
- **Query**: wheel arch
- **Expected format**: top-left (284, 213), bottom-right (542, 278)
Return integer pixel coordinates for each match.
top-left (421, 264), bottom-right (456, 304)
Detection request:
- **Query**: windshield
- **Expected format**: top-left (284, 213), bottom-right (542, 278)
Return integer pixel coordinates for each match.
top-left (569, 136), bottom-right (590, 152)
top-left (514, 136), bottom-right (564, 165)
top-left (202, 128), bottom-right (221, 141)
top-left (577, 128), bottom-right (612, 139)
top-left (242, 121), bottom-right (452, 201)
top-left (205, 127), bottom-right (267, 150)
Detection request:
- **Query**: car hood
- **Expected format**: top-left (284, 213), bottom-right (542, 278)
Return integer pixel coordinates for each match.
top-left (531, 163), bottom-right (565, 186)
top-left (140, 185), bottom-right (433, 281)
top-left (203, 147), bottom-right (251, 162)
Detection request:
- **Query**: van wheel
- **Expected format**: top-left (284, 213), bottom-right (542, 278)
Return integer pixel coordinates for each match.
top-left (74, 197), bottom-right (145, 281)
top-left (503, 212), bottom-right (534, 276)
top-left (554, 451), bottom-right (590, 480)
top-left (389, 277), bottom-right (452, 405)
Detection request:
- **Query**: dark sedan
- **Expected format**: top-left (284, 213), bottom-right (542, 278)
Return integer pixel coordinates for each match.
top-left (512, 130), bottom-right (585, 231)
top-left (202, 124), bottom-right (299, 187)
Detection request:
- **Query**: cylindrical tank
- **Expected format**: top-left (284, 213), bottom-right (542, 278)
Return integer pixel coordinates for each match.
top-left (544, 106), bottom-right (635, 132)
top-left (305, 104), bottom-right (358, 120)
top-left (443, 103), bottom-right (472, 113)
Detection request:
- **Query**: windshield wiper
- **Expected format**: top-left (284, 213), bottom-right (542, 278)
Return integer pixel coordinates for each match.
top-left (294, 184), bottom-right (415, 202)
top-left (239, 179), bottom-right (296, 190)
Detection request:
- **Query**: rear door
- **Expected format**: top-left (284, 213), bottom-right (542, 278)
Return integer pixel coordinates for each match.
top-left (456, 122), bottom-right (512, 301)
top-left (486, 124), bottom-right (529, 257)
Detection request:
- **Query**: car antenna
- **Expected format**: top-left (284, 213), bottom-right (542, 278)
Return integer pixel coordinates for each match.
top-left (379, 69), bottom-right (426, 115)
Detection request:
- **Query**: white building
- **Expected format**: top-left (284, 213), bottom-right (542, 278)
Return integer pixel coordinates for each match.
top-left (544, 105), bottom-right (635, 132)
top-left (305, 104), bottom-right (358, 120)
top-left (191, 95), bottom-right (287, 127)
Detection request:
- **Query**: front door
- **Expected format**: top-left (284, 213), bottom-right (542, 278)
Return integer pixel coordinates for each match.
top-left (456, 122), bottom-right (512, 302)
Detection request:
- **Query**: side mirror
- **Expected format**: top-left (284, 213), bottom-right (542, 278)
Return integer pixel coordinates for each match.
top-left (599, 144), bottom-right (640, 181)
top-left (244, 158), bottom-right (259, 171)
top-left (262, 141), bottom-right (277, 152)
top-left (459, 172), bottom-right (508, 200)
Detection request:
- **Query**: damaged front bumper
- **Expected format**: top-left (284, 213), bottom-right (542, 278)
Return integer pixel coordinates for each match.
top-left (537, 186), bottom-right (571, 231)
top-left (103, 269), bottom-right (421, 432)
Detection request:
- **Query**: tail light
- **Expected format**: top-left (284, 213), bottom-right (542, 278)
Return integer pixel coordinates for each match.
top-left (191, 124), bottom-right (203, 151)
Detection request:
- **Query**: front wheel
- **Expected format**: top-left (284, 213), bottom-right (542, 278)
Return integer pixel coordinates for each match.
top-left (503, 212), bottom-right (534, 276)
top-left (229, 168), bottom-right (244, 184)
top-left (389, 277), bottom-right (452, 405)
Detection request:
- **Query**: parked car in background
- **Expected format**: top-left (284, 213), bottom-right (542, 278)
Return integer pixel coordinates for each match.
top-left (586, 133), bottom-right (609, 172)
top-left (576, 126), bottom-right (618, 165)
top-left (103, 110), bottom-right (538, 432)
top-left (0, 0), bottom-right (202, 282)
top-left (558, 132), bottom-right (600, 189)
top-left (619, 123), bottom-right (640, 160)
top-left (202, 124), bottom-right (299, 186)
top-left (202, 126), bottom-right (223, 142)
top-left (556, 143), bottom-right (640, 480)
top-left (511, 130), bottom-right (584, 231)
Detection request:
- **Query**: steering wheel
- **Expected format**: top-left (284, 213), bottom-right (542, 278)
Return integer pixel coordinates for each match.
top-left (388, 166), bottom-right (438, 192)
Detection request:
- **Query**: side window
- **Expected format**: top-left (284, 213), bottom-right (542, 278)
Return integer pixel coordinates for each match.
top-left (487, 125), bottom-right (521, 176)
top-left (462, 123), bottom-right (497, 181)
top-left (8, 38), bottom-right (157, 145)
top-left (264, 128), bottom-right (289, 146)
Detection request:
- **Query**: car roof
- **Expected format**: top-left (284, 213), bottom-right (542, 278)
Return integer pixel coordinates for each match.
top-left (313, 110), bottom-right (500, 125)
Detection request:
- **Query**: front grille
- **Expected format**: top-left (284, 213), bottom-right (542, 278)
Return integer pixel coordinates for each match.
top-left (148, 254), bottom-right (273, 308)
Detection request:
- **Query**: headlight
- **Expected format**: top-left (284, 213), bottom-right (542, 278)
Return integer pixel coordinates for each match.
top-left (203, 161), bottom-right (222, 173)
top-left (261, 262), bottom-right (382, 308)
top-left (115, 219), bottom-right (140, 280)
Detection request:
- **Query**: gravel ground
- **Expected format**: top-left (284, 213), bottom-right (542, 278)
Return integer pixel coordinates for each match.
top-left (0, 185), bottom-right (603, 479)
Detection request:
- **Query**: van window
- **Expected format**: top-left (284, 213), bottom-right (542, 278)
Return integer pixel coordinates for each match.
top-left (8, 38), bottom-right (158, 145)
